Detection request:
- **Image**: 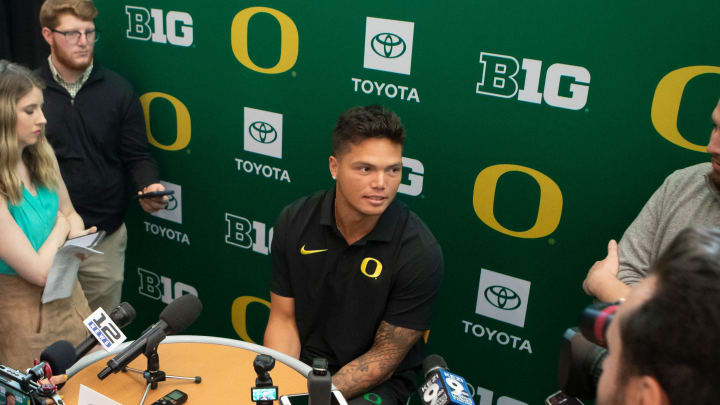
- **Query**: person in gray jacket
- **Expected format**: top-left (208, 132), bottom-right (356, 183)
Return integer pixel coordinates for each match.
top-left (583, 97), bottom-right (720, 302)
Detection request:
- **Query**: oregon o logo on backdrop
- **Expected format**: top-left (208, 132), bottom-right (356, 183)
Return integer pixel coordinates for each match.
top-left (231, 7), bottom-right (299, 74)
top-left (651, 66), bottom-right (720, 152)
top-left (231, 296), bottom-right (271, 343)
top-left (139, 92), bottom-right (191, 151)
top-left (484, 286), bottom-right (521, 310)
top-left (473, 164), bottom-right (562, 239)
top-left (371, 33), bottom-right (406, 58)
top-left (249, 121), bottom-right (278, 144)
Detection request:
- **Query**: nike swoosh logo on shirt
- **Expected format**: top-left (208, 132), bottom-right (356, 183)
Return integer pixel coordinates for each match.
top-left (300, 245), bottom-right (328, 255)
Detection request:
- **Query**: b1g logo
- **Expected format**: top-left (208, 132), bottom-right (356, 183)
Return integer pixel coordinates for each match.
top-left (138, 268), bottom-right (198, 304)
top-left (476, 51), bottom-right (590, 111)
top-left (150, 180), bottom-right (182, 224)
top-left (467, 384), bottom-right (527, 405)
top-left (398, 157), bottom-right (423, 197)
top-left (244, 107), bottom-right (283, 159)
top-left (225, 213), bottom-right (274, 255)
top-left (363, 17), bottom-right (414, 75)
top-left (475, 269), bottom-right (531, 327)
top-left (125, 6), bottom-right (193, 47)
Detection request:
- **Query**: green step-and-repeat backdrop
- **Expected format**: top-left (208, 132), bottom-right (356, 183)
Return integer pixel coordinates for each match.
top-left (92, 1), bottom-right (718, 403)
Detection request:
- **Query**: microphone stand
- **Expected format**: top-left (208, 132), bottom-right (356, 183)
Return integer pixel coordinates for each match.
top-left (121, 334), bottom-right (201, 405)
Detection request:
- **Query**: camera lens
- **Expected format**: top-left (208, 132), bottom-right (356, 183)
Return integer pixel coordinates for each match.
top-left (579, 302), bottom-right (619, 348)
top-left (558, 328), bottom-right (608, 400)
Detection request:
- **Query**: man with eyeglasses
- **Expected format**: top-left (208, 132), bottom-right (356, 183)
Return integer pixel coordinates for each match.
top-left (36, 0), bottom-right (167, 313)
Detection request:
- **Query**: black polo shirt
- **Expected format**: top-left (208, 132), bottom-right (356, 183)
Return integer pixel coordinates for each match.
top-left (271, 188), bottom-right (443, 375)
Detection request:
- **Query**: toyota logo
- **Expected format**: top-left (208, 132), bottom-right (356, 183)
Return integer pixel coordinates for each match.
top-left (371, 33), bottom-right (406, 58)
top-left (248, 121), bottom-right (278, 144)
top-left (165, 194), bottom-right (178, 211)
top-left (484, 285), bottom-right (521, 310)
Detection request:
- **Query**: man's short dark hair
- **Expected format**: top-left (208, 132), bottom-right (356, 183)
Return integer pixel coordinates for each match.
top-left (332, 105), bottom-right (405, 157)
top-left (619, 227), bottom-right (720, 405)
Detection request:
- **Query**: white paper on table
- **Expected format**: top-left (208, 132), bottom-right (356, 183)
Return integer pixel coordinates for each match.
top-left (41, 245), bottom-right (102, 304)
top-left (78, 384), bottom-right (123, 405)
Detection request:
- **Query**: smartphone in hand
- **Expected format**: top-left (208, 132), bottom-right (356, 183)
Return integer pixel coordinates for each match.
top-left (136, 190), bottom-right (174, 199)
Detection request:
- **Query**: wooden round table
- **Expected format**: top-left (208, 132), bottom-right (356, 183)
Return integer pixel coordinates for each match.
top-left (61, 336), bottom-right (310, 404)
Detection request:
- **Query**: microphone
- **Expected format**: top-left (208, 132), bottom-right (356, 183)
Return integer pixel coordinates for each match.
top-left (97, 294), bottom-right (202, 380)
top-left (0, 343), bottom-right (73, 405)
top-left (418, 355), bottom-right (474, 405)
top-left (75, 302), bottom-right (136, 360)
top-left (40, 340), bottom-right (77, 376)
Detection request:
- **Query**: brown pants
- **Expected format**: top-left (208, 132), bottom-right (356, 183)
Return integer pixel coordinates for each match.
top-left (0, 274), bottom-right (91, 370)
top-left (77, 223), bottom-right (127, 313)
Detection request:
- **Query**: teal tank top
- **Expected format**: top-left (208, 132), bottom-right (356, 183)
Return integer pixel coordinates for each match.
top-left (0, 186), bottom-right (58, 275)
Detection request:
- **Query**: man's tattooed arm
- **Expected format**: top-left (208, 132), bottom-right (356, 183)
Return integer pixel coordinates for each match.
top-left (332, 321), bottom-right (424, 400)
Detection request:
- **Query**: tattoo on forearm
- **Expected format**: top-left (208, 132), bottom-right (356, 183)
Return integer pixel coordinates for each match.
top-left (332, 321), bottom-right (424, 399)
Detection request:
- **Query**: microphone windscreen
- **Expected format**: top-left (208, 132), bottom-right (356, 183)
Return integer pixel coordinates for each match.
top-left (40, 340), bottom-right (76, 375)
top-left (422, 354), bottom-right (448, 377)
top-left (111, 302), bottom-right (136, 328)
top-left (159, 294), bottom-right (202, 335)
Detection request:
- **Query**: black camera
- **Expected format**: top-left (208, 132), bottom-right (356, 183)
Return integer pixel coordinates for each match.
top-left (557, 302), bottom-right (619, 400)
top-left (0, 363), bottom-right (64, 405)
top-left (251, 355), bottom-right (278, 405)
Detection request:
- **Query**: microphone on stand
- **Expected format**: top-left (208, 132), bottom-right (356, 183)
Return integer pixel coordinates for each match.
top-left (75, 302), bottom-right (136, 360)
top-left (419, 355), bottom-right (474, 405)
top-left (97, 294), bottom-right (202, 380)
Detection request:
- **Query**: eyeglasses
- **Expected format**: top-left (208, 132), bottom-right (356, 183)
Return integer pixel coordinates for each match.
top-left (50, 28), bottom-right (100, 43)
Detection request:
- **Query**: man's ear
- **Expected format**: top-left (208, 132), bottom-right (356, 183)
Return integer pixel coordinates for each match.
top-left (329, 155), bottom-right (338, 180)
top-left (41, 27), bottom-right (54, 47)
top-left (632, 376), bottom-right (669, 405)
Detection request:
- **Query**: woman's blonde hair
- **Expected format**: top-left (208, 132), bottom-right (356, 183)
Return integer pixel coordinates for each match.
top-left (0, 60), bottom-right (59, 204)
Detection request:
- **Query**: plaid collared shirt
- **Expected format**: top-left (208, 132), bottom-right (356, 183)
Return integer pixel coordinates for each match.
top-left (47, 55), bottom-right (93, 99)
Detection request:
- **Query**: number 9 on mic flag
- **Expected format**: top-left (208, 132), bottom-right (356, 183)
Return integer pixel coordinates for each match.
top-left (420, 370), bottom-right (474, 405)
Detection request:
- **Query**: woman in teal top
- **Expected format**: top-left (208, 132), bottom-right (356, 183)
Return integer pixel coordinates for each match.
top-left (0, 61), bottom-right (96, 369)
top-left (0, 187), bottom-right (59, 275)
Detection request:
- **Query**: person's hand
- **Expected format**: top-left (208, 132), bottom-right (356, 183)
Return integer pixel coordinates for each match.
top-left (68, 225), bottom-right (97, 240)
top-left (138, 183), bottom-right (168, 213)
top-left (37, 374), bottom-right (67, 404)
top-left (583, 240), bottom-right (620, 297)
top-left (68, 225), bottom-right (98, 259)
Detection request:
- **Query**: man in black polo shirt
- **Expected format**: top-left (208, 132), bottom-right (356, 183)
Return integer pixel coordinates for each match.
top-left (264, 105), bottom-right (443, 405)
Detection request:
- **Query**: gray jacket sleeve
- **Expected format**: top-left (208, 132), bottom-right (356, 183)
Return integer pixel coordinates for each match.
top-left (616, 180), bottom-right (668, 286)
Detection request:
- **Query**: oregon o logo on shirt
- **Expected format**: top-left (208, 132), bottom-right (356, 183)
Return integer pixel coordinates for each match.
top-left (360, 257), bottom-right (383, 278)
